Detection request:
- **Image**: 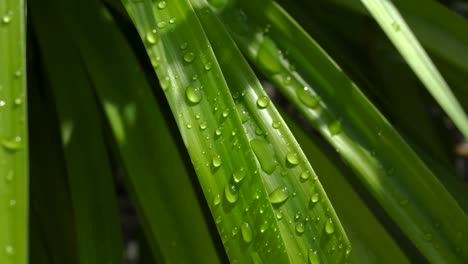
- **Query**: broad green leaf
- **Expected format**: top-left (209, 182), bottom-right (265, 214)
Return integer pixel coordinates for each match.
top-left (358, 0), bottom-right (468, 139)
top-left (216, 1), bottom-right (468, 262)
top-left (52, 0), bottom-right (224, 262)
top-left (191, 2), bottom-right (351, 262)
top-left (121, 0), bottom-right (289, 262)
top-left (29, 1), bottom-right (124, 263)
top-left (0, 0), bottom-right (28, 263)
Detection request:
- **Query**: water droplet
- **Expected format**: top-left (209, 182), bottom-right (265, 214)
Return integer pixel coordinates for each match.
top-left (300, 171), bottom-right (310, 180)
top-left (199, 121), bottom-right (207, 130)
top-left (391, 21), bottom-right (400, 31)
top-left (295, 212), bottom-right (301, 221)
top-left (169, 17), bottom-right (176, 24)
top-left (286, 151), bottom-right (299, 166)
top-left (186, 123), bottom-right (192, 129)
top-left (308, 249), bottom-right (320, 264)
top-left (215, 215), bottom-right (222, 224)
top-left (233, 168), bottom-right (246, 183)
top-left (212, 155), bottom-right (222, 168)
top-left (297, 87), bottom-right (320, 108)
top-left (0, 101), bottom-right (5, 107)
top-left (269, 186), bottom-right (290, 204)
top-left (250, 139), bottom-right (277, 174)
top-left (213, 194), bottom-right (222, 206)
top-left (260, 221), bottom-right (269, 233)
top-left (284, 75), bottom-right (292, 85)
top-left (328, 120), bottom-right (342, 135)
top-left (152, 56), bottom-right (162, 68)
top-left (14, 97), bottom-right (22, 106)
top-left (215, 128), bottom-right (222, 136)
top-left (180, 42), bottom-right (188, 50)
top-left (183, 52), bottom-right (196, 63)
top-left (9, 200), bottom-right (16, 207)
top-left (5, 171), bottom-right (13, 183)
top-left (222, 108), bottom-right (230, 118)
top-left (325, 219), bottom-right (335, 234)
top-left (2, 137), bottom-right (22, 152)
top-left (157, 21), bottom-right (167, 29)
top-left (232, 226), bottom-right (239, 237)
top-left (296, 222), bottom-right (305, 234)
top-left (241, 222), bottom-right (253, 243)
top-left (2, 12), bottom-right (12, 25)
top-left (185, 85), bottom-right (202, 104)
top-left (225, 184), bottom-right (238, 204)
top-left (146, 29), bottom-right (159, 45)
top-left (14, 69), bottom-right (22, 78)
top-left (4, 245), bottom-right (14, 256)
top-left (256, 96), bottom-right (270, 109)
top-left (276, 210), bottom-right (284, 220)
top-left (311, 193), bottom-right (320, 203)
top-left (272, 121), bottom-right (281, 129)
top-left (160, 76), bottom-right (171, 91)
top-left (158, 1), bottom-right (167, 9)
top-left (204, 62), bottom-right (213, 71)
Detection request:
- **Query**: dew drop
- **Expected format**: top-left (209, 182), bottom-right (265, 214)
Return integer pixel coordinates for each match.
top-left (185, 85), bottom-right (202, 104)
top-left (269, 186), bottom-right (290, 204)
top-left (311, 193), bottom-right (320, 203)
top-left (169, 17), bottom-right (176, 24)
top-left (286, 151), bottom-right (300, 166)
top-left (325, 219), bottom-right (335, 234)
top-left (183, 52), bottom-right (196, 63)
top-left (284, 75), bottom-right (292, 85)
top-left (297, 87), bottom-right (320, 108)
top-left (232, 226), bottom-right (239, 237)
top-left (300, 171), bottom-right (310, 180)
top-left (199, 121), bottom-right (207, 130)
top-left (256, 96), bottom-right (270, 109)
top-left (160, 76), bottom-right (171, 91)
top-left (5, 171), bottom-right (13, 183)
top-left (272, 121), bottom-right (281, 129)
top-left (0, 101), bottom-right (5, 107)
top-left (296, 222), bottom-right (305, 234)
top-left (215, 128), bottom-right (222, 136)
top-left (225, 184), bottom-right (239, 204)
top-left (4, 245), bottom-right (14, 256)
top-left (186, 123), bottom-right (192, 129)
top-left (233, 168), bottom-right (246, 183)
top-left (260, 221), bottom-right (269, 233)
top-left (1, 137), bottom-right (22, 152)
top-left (222, 108), bottom-right (230, 118)
top-left (241, 222), bottom-right (253, 243)
top-left (276, 210), bottom-right (284, 220)
top-left (157, 21), bottom-right (167, 29)
top-left (328, 120), bottom-right (342, 135)
top-left (14, 97), bottom-right (22, 106)
top-left (180, 42), bottom-right (188, 50)
top-left (157, 1), bottom-right (167, 9)
top-left (213, 194), bottom-right (222, 206)
top-left (146, 29), bottom-right (159, 45)
top-left (9, 200), bottom-right (16, 207)
top-left (308, 249), bottom-right (320, 264)
top-left (204, 62), bottom-right (213, 71)
top-left (391, 21), bottom-right (400, 31)
top-left (2, 12), bottom-right (12, 25)
top-left (212, 155), bottom-right (222, 168)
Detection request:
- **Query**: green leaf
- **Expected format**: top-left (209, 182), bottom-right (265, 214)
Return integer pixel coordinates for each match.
top-left (121, 0), bottom-right (289, 262)
top-left (52, 0), bottom-right (224, 262)
top-left (0, 0), bottom-right (28, 263)
top-left (29, 1), bottom-right (124, 263)
top-left (191, 2), bottom-right (351, 262)
top-left (217, 1), bottom-right (468, 262)
top-left (358, 0), bottom-right (468, 139)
